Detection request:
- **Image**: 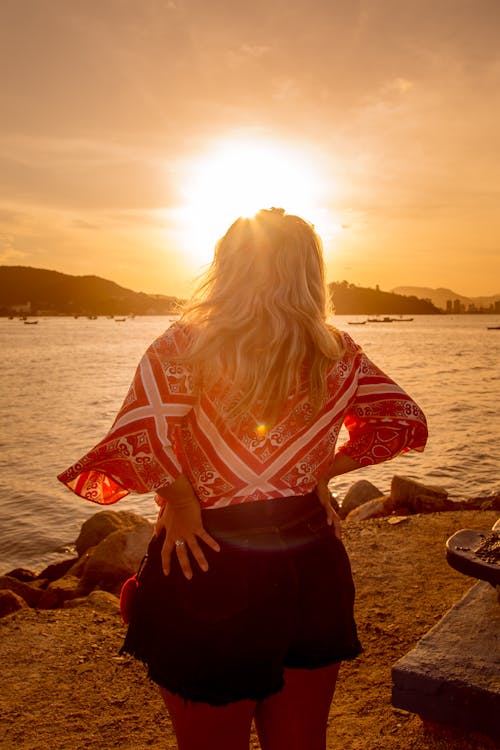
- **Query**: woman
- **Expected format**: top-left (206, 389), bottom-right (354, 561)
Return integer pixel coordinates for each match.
top-left (59, 208), bottom-right (427, 750)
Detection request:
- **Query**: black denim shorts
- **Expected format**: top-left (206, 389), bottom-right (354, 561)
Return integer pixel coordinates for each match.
top-left (121, 492), bottom-right (361, 705)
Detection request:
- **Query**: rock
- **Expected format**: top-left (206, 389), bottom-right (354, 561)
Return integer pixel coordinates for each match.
top-left (391, 476), bottom-right (452, 513)
top-left (411, 494), bottom-right (457, 514)
top-left (0, 575), bottom-right (44, 608)
top-left (346, 495), bottom-right (393, 522)
top-left (38, 557), bottom-right (79, 582)
top-left (80, 522), bottom-right (154, 595)
top-left (65, 547), bottom-right (97, 578)
top-left (38, 576), bottom-right (83, 609)
top-left (478, 495), bottom-right (500, 512)
top-left (75, 510), bottom-right (151, 556)
top-left (0, 590), bottom-right (28, 618)
top-left (64, 589), bottom-right (120, 615)
top-left (4, 567), bottom-right (39, 582)
top-left (35, 588), bottom-right (59, 609)
top-left (340, 480), bottom-right (384, 519)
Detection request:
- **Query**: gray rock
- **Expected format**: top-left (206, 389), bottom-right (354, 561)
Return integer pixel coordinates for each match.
top-left (340, 480), bottom-right (384, 519)
top-left (75, 510), bottom-right (150, 556)
top-left (392, 581), bottom-right (500, 741)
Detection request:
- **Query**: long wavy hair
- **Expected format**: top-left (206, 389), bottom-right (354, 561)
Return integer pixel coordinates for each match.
top-left (180, 208), bottom-right (345, 424)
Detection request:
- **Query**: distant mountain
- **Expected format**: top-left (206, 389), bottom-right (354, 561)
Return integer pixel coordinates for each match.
top-left (391, 286), bottom-right (500, 311)
top-left (0, 266), bottom-right (181, 316)
top-left (329, 281), bottom-right (440, 315)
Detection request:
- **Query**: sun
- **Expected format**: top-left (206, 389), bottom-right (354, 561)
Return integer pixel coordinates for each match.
top-left (173, 136), bottom-right (333, 267)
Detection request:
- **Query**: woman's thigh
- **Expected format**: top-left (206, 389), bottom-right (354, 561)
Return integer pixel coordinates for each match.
top-left (254, 664), bottom-right (340, 750)
top-left (160, 688), bottom-right (256, 750)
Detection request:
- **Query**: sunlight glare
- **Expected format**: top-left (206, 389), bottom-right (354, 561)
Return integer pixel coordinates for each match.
top-left (175, 137), bottom-right (331, 267)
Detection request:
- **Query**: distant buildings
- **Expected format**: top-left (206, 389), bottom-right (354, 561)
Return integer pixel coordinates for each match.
top-left (446, 298), bottom-right (498, 314)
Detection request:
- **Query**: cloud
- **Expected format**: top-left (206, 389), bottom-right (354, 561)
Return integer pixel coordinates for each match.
top-left (0, 136), bottom-right (181, 211)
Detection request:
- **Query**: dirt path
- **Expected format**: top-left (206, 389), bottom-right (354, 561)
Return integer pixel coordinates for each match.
top-left (1, 510), bottom-right (498, 750)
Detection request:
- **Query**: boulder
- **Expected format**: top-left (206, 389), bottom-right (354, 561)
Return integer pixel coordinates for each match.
top-left (38, 557), bottom-right (78, 582)
top-left (0, 575), bottom-right (44, 608)
top-left (340, 480), bottom-right (384, 519)
top-left (64, 589), bottom-right (120, 615)
top-left (390, 476), bottom-right (452, 513)
top-left (38, 575), bottom-right (83, 609)
top-left (79, 522), bottom-right (154, 595)
top-left (75, 510), bottom-right (151, 556)
top-left (345, 495), bottom-right (393, 522)
top-left (411, 493), bottom-right (457, 514)
top-left (0, 589), bottom-right (28, 618)
top-left (65, 547), bottom-right (97, 578)
top-left (4, 567), bottom-right (39, 582)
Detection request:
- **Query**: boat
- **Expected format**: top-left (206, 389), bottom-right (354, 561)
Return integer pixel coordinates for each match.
top-left (487, 326), bottom-right (500, 330)
top-left (348, 320), bottom-right (367, 325)
top-left (367, 316), bottom-right (413, 323)
top-left (115, 317), bottom-right (127, 322)
top-left (23, 320), bottom-right (38, 325)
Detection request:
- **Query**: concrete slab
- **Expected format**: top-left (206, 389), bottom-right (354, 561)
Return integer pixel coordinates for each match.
top-left (392, 580), bottom-right (500, 740)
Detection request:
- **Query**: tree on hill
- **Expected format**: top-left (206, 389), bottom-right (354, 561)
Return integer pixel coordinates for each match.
top-left (329, 281), bottom-right (440, 315)
top-left (0, 266), bottom-right (181, 316)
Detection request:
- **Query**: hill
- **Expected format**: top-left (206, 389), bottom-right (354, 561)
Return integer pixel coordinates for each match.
top-left (392, 285), bottom-right (500, 312)
top-left (329, 281), bottom-right (440, 315)
top-left (0, 266), bottom-right (181, 316)
top-left (0, 266), bottom-right (443, 317)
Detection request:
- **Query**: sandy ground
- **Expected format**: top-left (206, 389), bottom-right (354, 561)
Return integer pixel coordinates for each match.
top-left (1, 509), bottom-right (498, 750)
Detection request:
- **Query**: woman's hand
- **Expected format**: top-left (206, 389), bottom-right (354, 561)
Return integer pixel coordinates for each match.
top-left (154, 476), bottom-right (220, 580)
top-left (315, 477), bottom-right (342, 540)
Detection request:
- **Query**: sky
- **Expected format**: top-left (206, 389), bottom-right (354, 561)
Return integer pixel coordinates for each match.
top-left (1, 0), bottom-right (499, 298)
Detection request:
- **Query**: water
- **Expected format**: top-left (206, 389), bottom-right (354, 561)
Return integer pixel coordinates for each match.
top-left (1, 315), bottom-right (499, 573)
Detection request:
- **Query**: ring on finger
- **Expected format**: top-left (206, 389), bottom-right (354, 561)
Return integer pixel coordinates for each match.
top-left (175, 539), bottom-right (186, 548)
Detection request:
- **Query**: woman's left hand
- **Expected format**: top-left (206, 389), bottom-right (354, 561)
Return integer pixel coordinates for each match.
top-left (316, 477), bottom-right (342, 540)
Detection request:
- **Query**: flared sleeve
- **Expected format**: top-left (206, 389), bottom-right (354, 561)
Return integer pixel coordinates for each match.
top-left (58, 323), bottom-right (195, 504)
top-left (336, 337), bottom-right (428, 467)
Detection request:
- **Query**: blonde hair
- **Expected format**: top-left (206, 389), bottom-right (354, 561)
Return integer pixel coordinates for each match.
top-left (180, 208), bottom-right (345, 424)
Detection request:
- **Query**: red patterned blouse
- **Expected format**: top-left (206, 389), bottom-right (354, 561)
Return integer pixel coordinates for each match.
top-left (58, 323), bottom-right (427, 508)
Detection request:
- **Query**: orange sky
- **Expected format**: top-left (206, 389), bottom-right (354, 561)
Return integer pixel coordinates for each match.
top-left (1, 0), bottom-right (499, 297)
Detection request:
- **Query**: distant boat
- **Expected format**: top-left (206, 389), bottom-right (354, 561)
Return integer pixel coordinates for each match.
top-left (23, 320), bottom-right (38, 325)
top-left (487, 326), bottom-right (500, 330)
top-left (367, 316), bottom-right (413, 323)
top-left (115, 317), bottom-right (127, 322)
top-left (348, 320), bottom-right (367, 325)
